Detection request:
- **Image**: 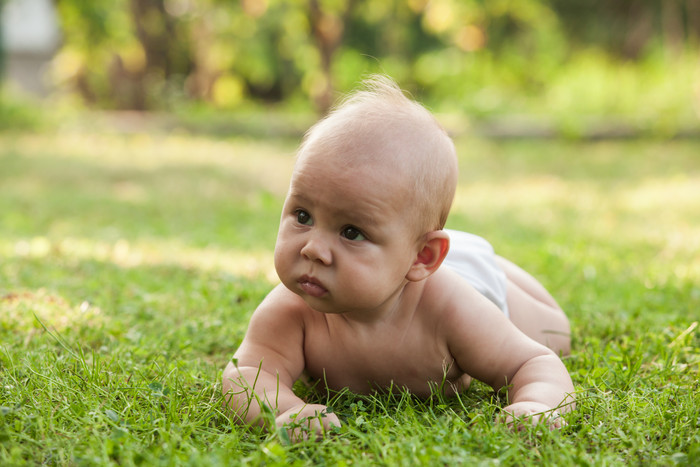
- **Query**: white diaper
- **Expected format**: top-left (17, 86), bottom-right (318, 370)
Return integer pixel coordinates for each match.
top-left (441, 229), bottom-right (509, 317)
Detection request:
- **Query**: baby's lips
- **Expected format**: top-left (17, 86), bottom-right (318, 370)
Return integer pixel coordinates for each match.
top-left (298, 276), bottom-right (328, 297)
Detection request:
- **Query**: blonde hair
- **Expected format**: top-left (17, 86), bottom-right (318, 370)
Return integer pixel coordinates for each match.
top-left (297, 75), bottom-right (458, 234)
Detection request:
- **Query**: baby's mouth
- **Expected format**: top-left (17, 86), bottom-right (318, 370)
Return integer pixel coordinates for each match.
top-left (298, 275), bottom-right (328, 297)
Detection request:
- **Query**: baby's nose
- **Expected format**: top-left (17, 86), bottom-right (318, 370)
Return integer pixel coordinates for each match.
top-left (301, 233), bottom-right (332, 265)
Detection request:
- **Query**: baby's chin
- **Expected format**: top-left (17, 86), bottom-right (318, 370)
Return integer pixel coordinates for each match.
top-left (281, 281), bottom-right (379, 316)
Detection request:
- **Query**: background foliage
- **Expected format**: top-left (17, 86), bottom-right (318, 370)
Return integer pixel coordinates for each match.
top-left (15, 0), bottom-right (691, 128)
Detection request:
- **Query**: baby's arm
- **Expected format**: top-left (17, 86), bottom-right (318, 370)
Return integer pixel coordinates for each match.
top-left (222, 285), bottom-right (340, 439)
top-left (498, 351), bottom-right (575, 428)
top-left (441, 278), bottom-right (574, 428)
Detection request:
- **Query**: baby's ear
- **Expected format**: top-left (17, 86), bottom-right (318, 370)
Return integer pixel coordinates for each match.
top-left (406, 230), bottom-right (450, 282)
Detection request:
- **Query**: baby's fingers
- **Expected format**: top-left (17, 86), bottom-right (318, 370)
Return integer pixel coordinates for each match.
top-left (499, 407), bottom-right (565, 431)
top-left (276, 406), bottom-right (341, 442)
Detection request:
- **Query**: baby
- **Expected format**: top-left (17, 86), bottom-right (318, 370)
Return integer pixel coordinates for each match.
top-left (223, 76), bottom-right (574, 439)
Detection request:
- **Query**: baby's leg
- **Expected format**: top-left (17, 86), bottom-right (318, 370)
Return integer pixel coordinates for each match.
top-left (495, 256), bottom-right (571, 356)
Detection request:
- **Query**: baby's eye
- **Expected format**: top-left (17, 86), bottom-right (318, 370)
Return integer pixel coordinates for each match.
top-left (296, 210), bottom-right (313, 226)
top-left (341, 226), bottom-right (366, 241)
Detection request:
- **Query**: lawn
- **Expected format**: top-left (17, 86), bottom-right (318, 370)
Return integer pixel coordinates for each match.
top-left (1, 126), bottom-right (698, 465)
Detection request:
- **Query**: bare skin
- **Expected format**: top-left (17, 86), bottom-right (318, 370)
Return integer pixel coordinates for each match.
top-left (224, 270), bottom-right (574, 438)
top-left (223, 76), bottom-right (574, 439)
top-left (223, 147), bottom-right (574, 439)
top-left (497, 256), bottom-right (572, 356)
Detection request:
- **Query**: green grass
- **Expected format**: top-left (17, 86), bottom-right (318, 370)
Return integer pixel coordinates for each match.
top-left (1, 128), bottom-right (699, 465)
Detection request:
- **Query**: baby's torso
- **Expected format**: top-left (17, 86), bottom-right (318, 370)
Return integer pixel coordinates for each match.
top-left (300, 283), bottom-right (470, 397)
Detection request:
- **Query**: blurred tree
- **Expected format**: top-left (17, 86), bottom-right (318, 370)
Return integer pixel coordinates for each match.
top-left (551, 0), bottom-right (700, 58)
top-left (49, 0), bottom-right (700, 114)
top-left (308, 0), bottom-right (356, 111)
top-left (54, 0), bottom-right (193, 109)
top-left (126, 0), bottom-right (192, 109)
top-left (0, 0), bottom-right (4, 80)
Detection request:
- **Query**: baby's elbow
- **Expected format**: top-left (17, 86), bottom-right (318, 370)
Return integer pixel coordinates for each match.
top-left (530, 341), bottom-right (566, 363)
top-left (530, 348), bottom-right (565, 367)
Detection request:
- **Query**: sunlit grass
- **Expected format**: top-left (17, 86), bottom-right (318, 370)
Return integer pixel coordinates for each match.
top-left (2, 236), bottom-right (277, 282)
top-left (452, 170), bottom-right (700, 276)
top-left (1, 129), bottom-right (699, 465)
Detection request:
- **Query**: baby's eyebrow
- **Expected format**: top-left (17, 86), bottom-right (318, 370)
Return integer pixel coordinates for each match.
top-left (343, 209), bottom-right (378, 227)
top-left (286, 191), bottom-right (312, 205)
top-left (288, 191), bottom-right (380, 227)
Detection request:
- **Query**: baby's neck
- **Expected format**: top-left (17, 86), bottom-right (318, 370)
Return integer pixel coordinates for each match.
top-left (331, 280), bottom-right (425, 327)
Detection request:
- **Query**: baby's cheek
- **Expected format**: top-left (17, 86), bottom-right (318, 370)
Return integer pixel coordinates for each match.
top-left (274, 245), bottom-right (292, 277)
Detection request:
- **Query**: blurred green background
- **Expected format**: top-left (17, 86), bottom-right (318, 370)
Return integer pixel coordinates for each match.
top-left (1, 0), bottom-right (699, 136)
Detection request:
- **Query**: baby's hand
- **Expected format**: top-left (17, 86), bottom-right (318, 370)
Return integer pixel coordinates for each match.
top-left (499, 401), bottom-right (566, 431)
top-left (275, 403), bottom-right (341, 442)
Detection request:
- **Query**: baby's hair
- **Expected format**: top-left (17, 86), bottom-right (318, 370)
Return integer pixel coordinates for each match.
top-left (297, 75), bottom-right (458, 235)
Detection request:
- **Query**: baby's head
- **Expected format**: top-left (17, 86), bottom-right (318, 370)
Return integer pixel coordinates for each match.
top-left (275, 76), bottom-right (458, 313)
top-left (294, 75), bottom-right (458, 238)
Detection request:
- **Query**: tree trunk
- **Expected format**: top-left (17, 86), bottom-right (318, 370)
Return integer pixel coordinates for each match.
top-left (308, 0), bottom-right (356, 113)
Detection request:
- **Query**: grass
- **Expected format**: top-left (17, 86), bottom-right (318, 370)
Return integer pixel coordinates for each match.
top-left (1, 126), bottom-right (699, 465)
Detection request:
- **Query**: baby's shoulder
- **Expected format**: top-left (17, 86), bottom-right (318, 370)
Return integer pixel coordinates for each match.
top-left (420, 268), bottom-right (495, 320)
top-left (250, 284), bottom-right (312, 326)
top-left (423, 267), bottom-right (483, 302)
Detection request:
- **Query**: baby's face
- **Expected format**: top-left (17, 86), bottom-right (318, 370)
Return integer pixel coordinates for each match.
top-left (274, 147), bottom-right (422, 316)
